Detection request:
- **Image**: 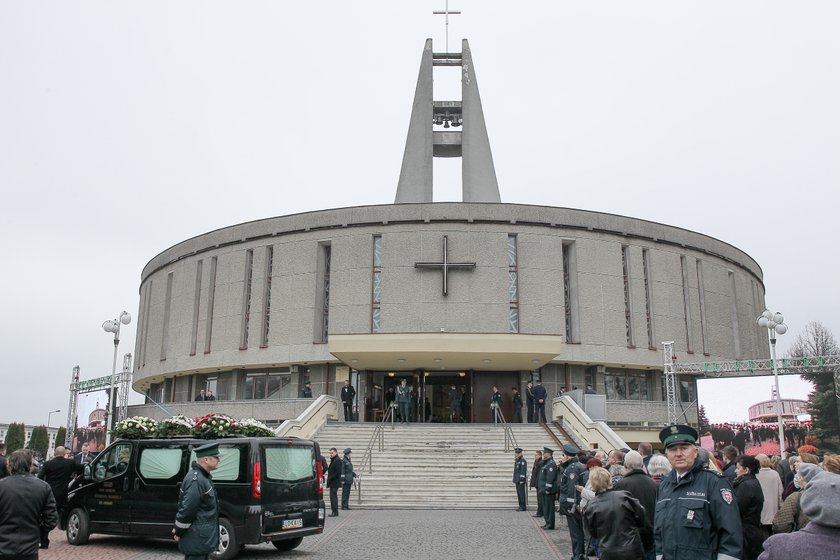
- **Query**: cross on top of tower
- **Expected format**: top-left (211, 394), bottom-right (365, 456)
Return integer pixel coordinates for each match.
top-left (433, 0), bottom-right (461, 54)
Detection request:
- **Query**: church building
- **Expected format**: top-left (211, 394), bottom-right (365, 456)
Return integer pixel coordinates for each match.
top-left (128, 40), bottom-right (767, 439)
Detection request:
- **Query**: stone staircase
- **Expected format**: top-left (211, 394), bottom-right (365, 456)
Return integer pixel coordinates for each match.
top-left (313, 421), bottom-right (569, 509)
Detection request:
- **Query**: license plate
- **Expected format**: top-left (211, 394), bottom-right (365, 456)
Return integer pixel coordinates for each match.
top-left (281, 518), bottom-right (303, 530)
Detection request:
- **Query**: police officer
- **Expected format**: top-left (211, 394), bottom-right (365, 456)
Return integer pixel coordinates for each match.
top-left (341, 448), bottom-right (356, 510)
top-left (513, 447), bottom-right (527, 511)
top-left (301, 381), bottom-right (313, 398)
top-left (537, 447), bottom-right (558, 530)
top-left (558, 443), bottom-right (588, 560)
top-left (173, 442), bottom-right (221, 560)
top-left (491, 385), bottom-right (503, 423)
top-left (530, 450), bottom-right (544, 517)
top-left (654, 424), bottom-right (742, 560)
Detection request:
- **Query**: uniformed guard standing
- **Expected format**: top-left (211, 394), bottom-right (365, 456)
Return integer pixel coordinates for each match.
top-left (341, 448), bottom-right (356, 510)
top-left (558, 443), bottom-right (588, 560)
top-left (513, 447), bottom-right (527, 511)
top-left (173, 442), bottom-right (221, 560)
top-left (654, 424), bottom-right (743, 560)
top-left (301, 381), bottom-right (312, 398)
top-left (491, 385), bottom-right (503, 423)
top-left (537, 447), bottom-right (558, 530)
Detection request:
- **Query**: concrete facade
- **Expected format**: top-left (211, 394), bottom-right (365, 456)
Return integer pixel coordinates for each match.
top-left (130, 202), bottom-right (763, 428)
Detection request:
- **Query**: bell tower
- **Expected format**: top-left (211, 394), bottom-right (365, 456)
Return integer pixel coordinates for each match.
top-left (394, 39), bottom-right (501, 203)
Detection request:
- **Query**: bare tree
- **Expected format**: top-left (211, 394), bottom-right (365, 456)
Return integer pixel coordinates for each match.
top-left (788, 321), bottom-right (840, 449)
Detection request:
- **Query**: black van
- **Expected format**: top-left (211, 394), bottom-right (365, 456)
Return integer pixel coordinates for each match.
top-left (62, 436), bottom-right (325, 559)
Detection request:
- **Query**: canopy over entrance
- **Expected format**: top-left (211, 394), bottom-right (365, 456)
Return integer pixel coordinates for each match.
top-left (329, 333), bottom-right (563, 372)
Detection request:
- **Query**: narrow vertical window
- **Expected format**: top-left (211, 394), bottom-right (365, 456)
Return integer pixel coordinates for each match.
top-left (696, 260), bottom-right (709, 355)
top-left (371, 235), bottom-right (382, 333)
top-left (729, 270), bottom-right (741, 359)
top-left (240, 249), bottom-right (254, 350)
top-left (314, 242), bottom-right (331, 343)
top-left (562, 241), bottom-right (580, 343)
top-left (260, 246), bottom-right (273, 348)
top-left (508, 235), bottom-right (519, 333)
top-left (204, 256), bottom-right (217, 354)
top-left (642, 249), bottom-right (655, 349)
top-left (160, 272), bottom-right (174, 361)
top-left (680, 256), bottom-right (694, 353)
top-left (190, 260), bottom-right (203, 356)
top-left (140, 280), bottom-right (153, 367)
top-left (621, 245), bottom-right (634, 347)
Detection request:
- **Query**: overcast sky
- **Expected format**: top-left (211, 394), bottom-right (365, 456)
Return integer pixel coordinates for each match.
top-left (1, 1), bottom-right (838, 428)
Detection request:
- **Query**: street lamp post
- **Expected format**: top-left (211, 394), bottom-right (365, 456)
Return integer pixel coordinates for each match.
top-left (47, 409), bottom-right (60, 427)
top-left (757, 309), bottom-right (788, 459)
top-left (103, 311), bottom-right (131, 446)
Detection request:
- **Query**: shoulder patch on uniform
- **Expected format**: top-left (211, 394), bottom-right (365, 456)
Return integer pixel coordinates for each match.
top-left (548, 467), bottom-right (554, 472)
top-left (720, 488), bottom-right (734, 504)
top-left (569, 473), bottom-right (576, 480)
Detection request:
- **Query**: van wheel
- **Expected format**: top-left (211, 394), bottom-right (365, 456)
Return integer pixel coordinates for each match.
top-left (212, 518), bottom-right (239, 560)
top-left (272, 537), bottom-right (303, 551)
top-left (66, 508), bottom-right (90, 545)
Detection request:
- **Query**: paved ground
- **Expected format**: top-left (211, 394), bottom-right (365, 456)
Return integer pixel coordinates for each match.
top-left (42, 509), bottom-right (574, 560)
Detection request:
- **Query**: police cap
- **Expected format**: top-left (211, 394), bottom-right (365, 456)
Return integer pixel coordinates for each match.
top-left (543, 447), bottom-right (554, 455)
top-left (514, 447), bottom-right (523, 453)
top-left (343, 448), bottom-right (352, 455)
top-left (195, 442), bottom-right (220, 458)
top-left (658, 424), bottom-right (699, 448)
top-left (562, 443), bottom-right (579, 456)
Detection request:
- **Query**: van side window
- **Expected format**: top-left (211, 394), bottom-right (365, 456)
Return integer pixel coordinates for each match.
top-left (189, 445), bottom-right (245, 482)
top-left (264, 446), bottom-right (314, 482)
top-left (93, 443), bottom-right (132, 481)
top-left (139, 447), bottom-right (184, 480)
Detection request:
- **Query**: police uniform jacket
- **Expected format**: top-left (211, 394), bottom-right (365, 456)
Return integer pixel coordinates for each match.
top-left (175, 462), bottom-right (219, 555)
top-left (513, 456), bottom-right (527, 485)
top-left (537, 457), bottom-right (558, 494)
top-left (342, 456), bottom-right (354, 485)
top-left (491, 391), bottom-right (502, 406)
top-left (654, 458), bottom-right (742, 560)
top-left (559, 457), bottom-right (587, 514)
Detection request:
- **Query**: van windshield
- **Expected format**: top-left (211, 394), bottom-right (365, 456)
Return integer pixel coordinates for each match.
top-left (263, 446), bottom-right (314, 482)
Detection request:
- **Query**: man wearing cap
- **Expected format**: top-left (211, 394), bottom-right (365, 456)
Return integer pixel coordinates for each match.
top-left (654, 424), bottom-right (742, 560)
top-left (559, 443), bottom-right (588, 560)
top-left (513, 448), bottom-right (527, 511)
top-left (341, 448), bottom-right (356, 510)
top-left (537, 447), bottom-right (558, 529)
top-left (173, 442), bottom-right (221, 560)
top-left (301, 381), bottom-right (312, 398)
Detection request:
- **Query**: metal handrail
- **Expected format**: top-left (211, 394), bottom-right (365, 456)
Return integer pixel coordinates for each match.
top-left (491, 403), bottom-right (519, 452)
top-left (355, 404), bottom-right (396, 503)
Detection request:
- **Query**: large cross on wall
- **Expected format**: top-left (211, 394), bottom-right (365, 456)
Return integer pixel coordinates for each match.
top-left (414, 235), bottom-right (476, 296)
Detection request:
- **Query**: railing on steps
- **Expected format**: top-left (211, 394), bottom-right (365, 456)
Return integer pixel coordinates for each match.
top-left (540, 420), bottom-right (565, 449)
top-left (355, 404), bottom-right (396, 504)
top-left (492, 403), bottom-right (518, 452)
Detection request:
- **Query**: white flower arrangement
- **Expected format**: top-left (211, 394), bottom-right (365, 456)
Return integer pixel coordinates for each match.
top-left (112, 416), bottom-right (158, 439)
top-left (237, 418), bottom-right (274, 437)
top-left (157, 415), bottom-right (195, 437)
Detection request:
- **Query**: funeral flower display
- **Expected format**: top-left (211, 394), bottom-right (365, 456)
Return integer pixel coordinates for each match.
top-left (111, 416), bottom-right (158, 439)
top-left (236, 418), bottom-right (275, 437)
top-left (156, 415), bottom-right (195, 437)
top-left (192, 413), bottom-right (240, 438)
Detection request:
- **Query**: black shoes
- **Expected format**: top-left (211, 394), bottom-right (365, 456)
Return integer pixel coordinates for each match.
top-left (541, 525), bottom-right (555, 530)
top-left (328, 513), bottom-right (338, 517)
top-left (532, 513), bottom-right (543, 517)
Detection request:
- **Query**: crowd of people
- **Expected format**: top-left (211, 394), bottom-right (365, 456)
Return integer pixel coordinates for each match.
top-left (708, 422), bottom-right (811, 454)
top-left (513, 426), bottom-right (840, 560)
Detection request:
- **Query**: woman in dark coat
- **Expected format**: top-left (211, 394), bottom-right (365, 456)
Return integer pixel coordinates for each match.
top-left (582, 467), bottom-right (647, 560)
top-left (733, 455), bottom-right (765, 560)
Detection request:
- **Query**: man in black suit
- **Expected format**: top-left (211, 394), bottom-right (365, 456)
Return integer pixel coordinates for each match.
top-left (340, 379), bottom-right (356, 421)
top-left (75, 443), bottom-right (93, 465)
top-left (38, 446), bottom-right (81, 547)
top-left (326, 447), bottom-right (342, 517)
